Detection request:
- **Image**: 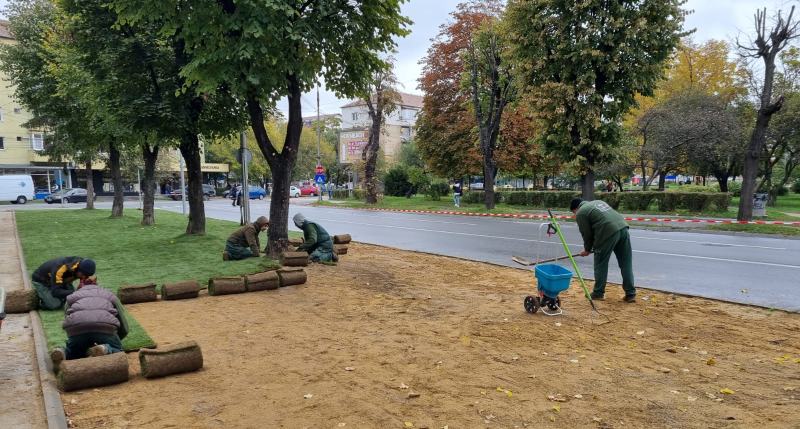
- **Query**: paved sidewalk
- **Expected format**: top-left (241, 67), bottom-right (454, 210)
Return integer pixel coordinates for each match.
top-left (0, 211), bottom-right (47, 428)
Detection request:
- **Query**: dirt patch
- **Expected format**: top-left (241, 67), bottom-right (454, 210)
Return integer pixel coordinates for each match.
top-left (61, 244), bottom-right (800, 428)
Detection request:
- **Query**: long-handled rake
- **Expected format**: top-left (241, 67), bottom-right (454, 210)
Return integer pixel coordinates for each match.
top-left (547, 209), bottom-right (611, 325)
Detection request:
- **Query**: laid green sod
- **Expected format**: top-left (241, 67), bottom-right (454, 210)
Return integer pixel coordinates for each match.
top-left (16, 209), bottom-right (280, 351)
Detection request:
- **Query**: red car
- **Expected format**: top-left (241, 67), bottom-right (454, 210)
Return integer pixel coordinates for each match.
top-left (299, 184), bottom-right (319, 196)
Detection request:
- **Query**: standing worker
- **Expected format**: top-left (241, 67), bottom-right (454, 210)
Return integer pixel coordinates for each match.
top-left (223, 216), bottom-right (270, 260)
top-left (31, 257), bottom-right (96, 310)
top-left (570, 198), bottom-right (636, 303)
top-left (453, 180), bottom-right (463, 208)
top-left (293, 213), bottom-right (337, 262)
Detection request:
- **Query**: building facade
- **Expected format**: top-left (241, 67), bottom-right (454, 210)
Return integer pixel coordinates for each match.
top-left (338, 92), bottom-right (422, 164)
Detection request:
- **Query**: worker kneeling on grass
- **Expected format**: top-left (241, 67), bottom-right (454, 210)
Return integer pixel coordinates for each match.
top-left (293, 212), bottom-right (337, 262)
top-left (31, 257), bottom-right (96, 310)
top-left (223, 216), bottom-right (270, 261)
top-left (50, 277), bottom-right (128, 371)
top-left (571, 198), bottom-right (636, 303)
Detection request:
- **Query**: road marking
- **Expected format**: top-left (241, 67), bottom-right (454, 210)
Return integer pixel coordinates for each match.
top-left (631, 235), bottom-right (787, 250)
top-left (322, 218), bottom-right (800, 270)
top-left (633, 250), bottom-right (800, 269)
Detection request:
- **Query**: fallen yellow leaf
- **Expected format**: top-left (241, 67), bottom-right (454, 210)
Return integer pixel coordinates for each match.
top-left (720, 388), bottom-right (735, 395)
top-left (552, 405), bottom-right (561, 413)
top-left (404, 422), bottom-right (413, 428)
top-left (706, 357), bottom-right (716, 366)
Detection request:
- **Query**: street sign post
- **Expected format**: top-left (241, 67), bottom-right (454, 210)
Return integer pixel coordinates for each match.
top-left (314, 174), bottom-right (326, 184)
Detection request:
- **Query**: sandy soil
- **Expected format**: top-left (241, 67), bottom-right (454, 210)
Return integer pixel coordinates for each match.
top-left (61, 244), bottom-right (800, 428)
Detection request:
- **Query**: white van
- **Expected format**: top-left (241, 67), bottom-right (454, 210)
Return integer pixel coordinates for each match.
top-left (0, 175), bottom-right (35, 204)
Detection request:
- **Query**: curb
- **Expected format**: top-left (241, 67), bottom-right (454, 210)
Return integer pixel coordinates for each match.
top-left (327, 206), bottom-right (800, 226)
top-left (12, 212), bottom-right (69, 429)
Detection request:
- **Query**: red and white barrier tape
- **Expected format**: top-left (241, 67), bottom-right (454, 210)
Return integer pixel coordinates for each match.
top-left (341, 207), bottom-right (800, 226)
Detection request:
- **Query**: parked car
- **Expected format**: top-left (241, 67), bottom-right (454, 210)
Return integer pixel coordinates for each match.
top-left (470, 182), bottom-right (484, 190)
top-left (170, 184), bottom-right (216, 201)
top-left (289, 186), bottom-right (301, 198)
top-left (45, 188), bottom-right (95, 204)
top-left (299, 184), bottom-right (319, 196)
top-left (0, 174), bottom-right (35, 204)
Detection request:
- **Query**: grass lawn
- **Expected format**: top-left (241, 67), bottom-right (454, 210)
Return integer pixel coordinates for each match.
top-left (319, 195), bottom-right (554, 215)
top-left (16, 209), bottom-right (280, 351)
top-left (706, 223), bottom-right (800, 236)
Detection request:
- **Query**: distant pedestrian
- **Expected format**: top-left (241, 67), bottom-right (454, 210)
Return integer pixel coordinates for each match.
top-left (327, 182), bottom-right (334, 199)
top-left (453, 181), bottom-right (462, 208)
top-left (571, 198), bottom-right (636, 303)
top-left (606, 181), bottom-right (613, 192)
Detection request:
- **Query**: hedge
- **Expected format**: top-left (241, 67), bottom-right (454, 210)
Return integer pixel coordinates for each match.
top-left (331, 189), bottom-right (366, 200)
top-left (462, 190), bottom-right (731, 212)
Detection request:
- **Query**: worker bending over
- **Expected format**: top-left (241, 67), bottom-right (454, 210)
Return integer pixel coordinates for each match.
top-left (223, 216), bottom-right (270, 260)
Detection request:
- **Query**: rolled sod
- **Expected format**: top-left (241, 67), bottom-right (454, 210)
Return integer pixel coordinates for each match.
top-left (333, 234), bottom-right (351, 244)
top-left (333, 244), bottom-right (348, 255)
top-left (161, 280), bottom-right (200, 300)
top-left (277, 267), bottom-right (307, 287)
top-left (208, 276), bottom-right (246, 296)
top-left (288, 237), bottom-right (304, 246)
top-left (118, 283), bottom-right (158, 304)
top-left (57, 352), bottom-right (129, 392)
top-left (245, 271), bottom-right (280, 292)
top-left (139, 341), bottom-right (203, 379)
top-left (4, 289), bottom-right (38, 313)
top-left (281, 251), bottom-right (309, 267)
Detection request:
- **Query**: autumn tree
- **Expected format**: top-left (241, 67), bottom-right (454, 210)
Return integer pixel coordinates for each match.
top-left (736, 6), bottom-right (800, 220)
top-left (507, 0), bottom-right (687, 200)
top-left (417, 1), bottom-right (502, 182)
top-left (495, 104), bottom-right (544, 186)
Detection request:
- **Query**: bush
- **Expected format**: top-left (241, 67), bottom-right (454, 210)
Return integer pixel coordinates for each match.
top-left (463, 190), bottom-right (503, 205)
top-left (426, 182), bottom-right (451, 201)
top-left (671, 185), bottom-right (715, 193)
top-left (793, 179), bottom-right (800, 194)
top-left (774, 185), bottom-right (789, 196)
top-left (383, 167), bottom-right (413, 197)
top-left (715, 181), bottom-right (741, 197)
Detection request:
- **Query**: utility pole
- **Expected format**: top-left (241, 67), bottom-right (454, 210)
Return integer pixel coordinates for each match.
top-left (178, 150), bottom-right (186, 215)
top-left (240, 131), bottom-right (251, 225)
top-left (137, 168), bottom-right (142, 210)
top-left (317, 87), bottom-right (323, 202)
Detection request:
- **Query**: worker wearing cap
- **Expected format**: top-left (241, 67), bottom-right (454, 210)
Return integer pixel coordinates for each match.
top-left (31, 257), bottom-right (96, 310)
top-left (223, 216), bottom-right (270, 260)
top-left (570, 198), bottom-right (636, 303)
top-left (293, 212), bottom-right (336, 262)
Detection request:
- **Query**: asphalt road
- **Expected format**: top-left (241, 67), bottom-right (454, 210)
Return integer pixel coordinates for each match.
top-left (6, 197), bottom-right (800, 312)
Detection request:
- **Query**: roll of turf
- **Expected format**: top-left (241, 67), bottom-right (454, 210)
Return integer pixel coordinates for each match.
top-left (208, 277), bottom-right (246, 296)
top-left (118, 283), bottom-right (158, 304)
top-left (139, 341), bottom-right (203, 379)
top-left (57, 352), bottom-right (129, 392)
top-left (277, 267), bottom-right (307, 287)
top-left (161, 280), bottom-right (200, 300)
top-left (245, 271), bottom-right (280, 292)
top-left (4, 289), bottom-right (37, 313)
top-left (333, 234), bottom-right (351, 244)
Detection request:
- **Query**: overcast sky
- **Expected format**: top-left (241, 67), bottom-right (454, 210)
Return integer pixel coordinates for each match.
top-left (2, 0), bottom-right (797, 116)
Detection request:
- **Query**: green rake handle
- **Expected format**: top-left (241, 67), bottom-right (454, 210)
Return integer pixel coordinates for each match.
top-left (547, 209), bottom-right (599, 311)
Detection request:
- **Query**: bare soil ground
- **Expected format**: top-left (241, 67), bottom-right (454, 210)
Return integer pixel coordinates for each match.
top-left (61, 244), bottom-right (800, 429)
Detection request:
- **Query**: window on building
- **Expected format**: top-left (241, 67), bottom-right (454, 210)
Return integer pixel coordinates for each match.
top-left (14, 107), bottom-right (22, 114)
top-left (17, 136), bottom-right (22, 141)
top-left (351, 112), bottom-right (359, 121)
top-left (31, 133), bottom-right (44, 151)
top-left (401, 126), bottom-right (411, 142)
top-left (0, 137), bottom-right (4, 150)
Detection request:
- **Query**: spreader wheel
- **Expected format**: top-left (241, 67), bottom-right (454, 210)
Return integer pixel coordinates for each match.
top-left (524, 295), bottom-right (540, 314)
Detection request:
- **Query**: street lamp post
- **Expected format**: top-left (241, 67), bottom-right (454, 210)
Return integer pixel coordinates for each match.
top-left (178, 150), bottom-right (186, 215)
top-left (316, 88), bottom-right (323, 202)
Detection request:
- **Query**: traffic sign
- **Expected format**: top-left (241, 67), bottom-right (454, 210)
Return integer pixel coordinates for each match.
top-left (236, 148), bottom-right (252, 164)
top-left (315, 164), bottom-right (325, 174)
top-left (314, 174), bottom-right (326, 184)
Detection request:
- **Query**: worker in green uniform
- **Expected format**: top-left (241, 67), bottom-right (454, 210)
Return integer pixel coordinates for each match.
top-left (293, 212), bottom-right (337, 262)
top-left (571, 198), bottom-right (636, 303)
top-left (223, 216), bottom-right (270, 260)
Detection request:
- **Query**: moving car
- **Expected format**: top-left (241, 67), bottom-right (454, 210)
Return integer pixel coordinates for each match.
top-left (45, 188), bottom-right (95, 204)
top-left (290, 186), bottom-right (301, 198)
top-left (170, 184), bottom-right (216, 201)
top-left (247, 186), bottom-right (267, 200)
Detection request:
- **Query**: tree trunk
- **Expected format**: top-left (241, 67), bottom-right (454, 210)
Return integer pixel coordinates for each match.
top-left (85, 161), bottom-right (95, 210)
top-left (483, 156), bottom-right (497, 210)
top-left (109, 141), bottom-right (124, 218)
top-left (579, 170), bottom-right (595, 200)
top-left (658, 171), bottom-right (667, 191)
top-left (715, 173), bottom-right (730, 193)
top-left (180, 134), bottom-right (206, 235)
top-left (141, 144), bottom-right (159, 226)
top-left (247, 76), bottom-right (303, 258)
top-left (363, 124), bottom-right (380, 204)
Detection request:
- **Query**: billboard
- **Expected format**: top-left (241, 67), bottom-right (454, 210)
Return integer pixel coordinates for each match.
top-left (340, 130), bottom-right (370, 163)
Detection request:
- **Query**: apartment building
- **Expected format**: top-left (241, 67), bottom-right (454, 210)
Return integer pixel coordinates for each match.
top-left (338, 92), bottom-right (422, 164)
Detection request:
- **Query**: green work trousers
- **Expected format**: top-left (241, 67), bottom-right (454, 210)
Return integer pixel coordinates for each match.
top-left (32, 280), bottom-right (67, 310)
top-left (225, 241), bottom-right (254, 260)
top-left (592, 227), bottom-right (636, 297)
